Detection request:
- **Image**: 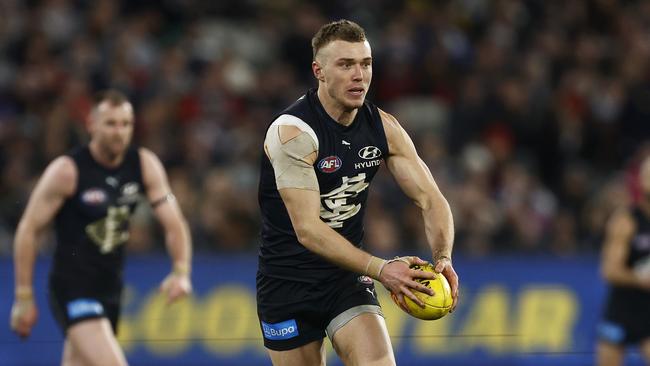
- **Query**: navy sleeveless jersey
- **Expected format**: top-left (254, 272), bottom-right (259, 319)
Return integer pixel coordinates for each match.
top-left (604, 207), bottom-right (650, 318)
top-left (51, 145), bottom-right (144, 292)
top-left (258, 89), bottom-right (389, 283)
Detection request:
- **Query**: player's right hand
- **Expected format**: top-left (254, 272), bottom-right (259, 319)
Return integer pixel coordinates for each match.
top-left (378, 256), bottom-right (436, 312)
top-left (10, 299), bottom-right (38, 339)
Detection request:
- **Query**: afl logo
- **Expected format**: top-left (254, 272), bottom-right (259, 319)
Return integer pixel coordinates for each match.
top-left (318, 156), bottom-right (342, 173)
top-left (358, 146), bottom-right (381, 160)
top-left (358, 275), bottom-right (374, 285)
top-left (81, 188), bottom-right (107, 205)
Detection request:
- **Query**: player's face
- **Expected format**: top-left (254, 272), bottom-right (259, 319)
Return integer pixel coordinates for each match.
top-left (314, 40), bottom-right (372, 110)
top-left (90, 102), bottom-right (134, 157)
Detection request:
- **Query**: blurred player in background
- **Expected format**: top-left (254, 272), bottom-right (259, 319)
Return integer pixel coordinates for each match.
top-left (257, 20), bottom-right (458, 365)
top-left (10, 90), bottom-right (193, 366)
top-left (597, 155), bottom-right (650, 365)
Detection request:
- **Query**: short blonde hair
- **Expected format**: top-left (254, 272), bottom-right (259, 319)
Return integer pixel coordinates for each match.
top-left (311, 19), bottom-right (366, 59)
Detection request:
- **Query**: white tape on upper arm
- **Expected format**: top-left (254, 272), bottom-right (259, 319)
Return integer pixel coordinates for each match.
top-left (264, 115), bottom-right (319, 191)
top-left (269, 114), bottom-right (319, 150)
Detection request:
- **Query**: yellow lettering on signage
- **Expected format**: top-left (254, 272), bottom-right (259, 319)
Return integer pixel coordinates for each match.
top-left (140, 290), bottom-right (193, 355)
top-left (516, 287), bottom-right (577, 351)
top-left (459, 286), bottom-right (511, 353)
top-left (201, 286), bottom-right (260, 355)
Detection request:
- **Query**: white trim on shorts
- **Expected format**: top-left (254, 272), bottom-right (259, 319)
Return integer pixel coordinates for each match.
top-left (325, 304), bottom-right (384, 340)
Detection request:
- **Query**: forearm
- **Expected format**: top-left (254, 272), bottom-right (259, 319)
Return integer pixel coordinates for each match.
top-left (296, 221), bottom-right (378, 277)
top-left (13, 223), bottom-right (39, 291)
top-left (421, 193), bottom-right (454, 260)
top-left (164, 220), bottom-right (192, 274)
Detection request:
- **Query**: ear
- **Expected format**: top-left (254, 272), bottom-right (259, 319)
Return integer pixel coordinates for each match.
top-left (312, 61), bottom-right (325, 82)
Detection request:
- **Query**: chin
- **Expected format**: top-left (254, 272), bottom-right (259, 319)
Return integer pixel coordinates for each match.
top-left (343, 99), bottom-right (364, 110)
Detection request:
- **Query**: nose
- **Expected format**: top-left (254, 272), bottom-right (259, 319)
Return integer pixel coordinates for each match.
top-left (352, 64), bottom-right (363, 81)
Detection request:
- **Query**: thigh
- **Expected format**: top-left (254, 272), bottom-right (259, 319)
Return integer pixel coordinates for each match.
top-left (331, 313), bottom-right (395, 366)
top-left (66, 318), bottom-right (128, 366)
top-left (267, 339), bottom-right (325, 366)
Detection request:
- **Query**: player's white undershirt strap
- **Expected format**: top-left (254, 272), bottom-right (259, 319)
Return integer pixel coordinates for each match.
top-left (265, 114), bottom-right (320, 191)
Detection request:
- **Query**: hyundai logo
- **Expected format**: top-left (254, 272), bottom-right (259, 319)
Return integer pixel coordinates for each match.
top-left (358, 146), bottom-right (381, 160)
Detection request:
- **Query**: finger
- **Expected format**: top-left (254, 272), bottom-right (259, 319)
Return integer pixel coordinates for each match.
top-left (15, 323), bottom-right (29, 338)
top-left (451, 292), bottom-right (459, 312)
top-left (394, 293), bottom-right (411, 313)
top-left (402, 287), bottom-right (425, 308)
top-left (409, 268), bottom-right (435, 279)
top-left (412, 281), bottom-right (435, 296)
top-left (434, 260), bottom-right (447, 273)
top-left (411, 257), bottom-right (429, 266)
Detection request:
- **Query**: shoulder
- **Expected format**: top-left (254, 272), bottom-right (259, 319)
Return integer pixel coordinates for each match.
top-left (379, 109), bottom-right (401, 134)
top-left (268, 114), bottom-right (319, 147)
top-left (40, 156), bottom-right (78, 196)
top-left (607, 208), bottom-right (636, 237)
top-left (138, 147), bottom-right (166, 173)
top-left (378, 108), bottom-right (412, 155)
top-left (138, 147), bottom-right (158, 163)
top-left (47, 156), bottom-right (77, 183)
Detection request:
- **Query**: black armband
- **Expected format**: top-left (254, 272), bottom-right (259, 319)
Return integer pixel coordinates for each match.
top-left (151, 193), bottom-right (176, 208)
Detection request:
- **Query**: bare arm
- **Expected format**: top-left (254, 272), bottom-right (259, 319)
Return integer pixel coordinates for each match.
top-left (380, 109), bottom-right (459, 308)
top-left (268, 123), bottom-right (434, 309)
top-left (14, 157), bottom-right (77, 294)
top-left (601, 210), bottom-right (649, 289)
top-left (12, 156), bottom-right (77, 337)
top-left (273, 124), bottom-right (375, 274)
top-left (140, 148), bottom-right (192, 301)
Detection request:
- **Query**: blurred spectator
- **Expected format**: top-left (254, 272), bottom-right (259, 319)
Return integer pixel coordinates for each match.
top-left (2, 0), bottom-right (650, 257)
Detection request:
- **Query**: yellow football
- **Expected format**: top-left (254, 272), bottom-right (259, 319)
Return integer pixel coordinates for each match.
top-left (391, 263), bottom-right (453, 320)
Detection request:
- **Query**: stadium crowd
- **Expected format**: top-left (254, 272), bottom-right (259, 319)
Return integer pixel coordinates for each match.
top-left (1, 0), bottom-right (649, 257)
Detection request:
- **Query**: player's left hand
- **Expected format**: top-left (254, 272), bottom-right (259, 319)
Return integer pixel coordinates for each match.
top-left (160, 272), bottom-right (192, 304)
top-left (434, 256), bottom-right (459, 312)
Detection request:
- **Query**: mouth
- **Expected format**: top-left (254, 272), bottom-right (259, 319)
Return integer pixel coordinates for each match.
top-left (347, 87), bottom-right (365, 97)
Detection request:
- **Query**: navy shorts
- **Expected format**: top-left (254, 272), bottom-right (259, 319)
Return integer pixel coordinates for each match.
top-left (597, 316), bottom-right (650, 345)
top-left (256, 270), bottom-right (382, 351)
top-left (47, 276), bottom-right (122, 335)
top-left (598, 289), bottom-right (650, 345)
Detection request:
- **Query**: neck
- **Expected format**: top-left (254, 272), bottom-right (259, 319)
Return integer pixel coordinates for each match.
top-left (89, 140), bottom-right (125, 168)
top-left (317, 87), bottom-right (357, 126)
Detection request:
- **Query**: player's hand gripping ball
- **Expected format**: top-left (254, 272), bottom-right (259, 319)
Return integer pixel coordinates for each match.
top-left (391, 263), bottom-right (452, 320)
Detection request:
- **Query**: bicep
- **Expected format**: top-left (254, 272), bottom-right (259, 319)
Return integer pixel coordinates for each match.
top-left (602, 212), bottom-right (634, 270)
top-left (20, 157), bottom-right (76, 231)
top-left (383, 114), bottom-right (441, 207)
top-left (140, 149), bottom-right (185, 225)
top-left (140, 148), bottom-right (171, 202)
top-left (387, 153), bottom-right (440, 203)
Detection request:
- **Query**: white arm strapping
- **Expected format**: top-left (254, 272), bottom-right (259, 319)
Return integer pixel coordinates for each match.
top-left (265, 116), bottom-right (319, 191)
